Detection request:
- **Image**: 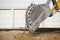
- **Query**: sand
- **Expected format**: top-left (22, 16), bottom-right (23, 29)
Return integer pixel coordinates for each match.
top-left (0, 30), bottom-right (60, 40)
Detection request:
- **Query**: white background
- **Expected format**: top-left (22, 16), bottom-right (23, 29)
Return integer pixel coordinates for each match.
top-left (0, 0), bottom-right (60, 28)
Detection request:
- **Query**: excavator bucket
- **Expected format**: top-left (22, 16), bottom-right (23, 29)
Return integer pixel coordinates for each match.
top-left (26, 3), bottom-right (52, 33)
top-left (25, 0), bottom-right (60, 33)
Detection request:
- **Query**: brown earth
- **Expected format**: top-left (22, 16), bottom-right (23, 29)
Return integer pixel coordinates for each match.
top-left (0, 30), bottom-right (60, 40)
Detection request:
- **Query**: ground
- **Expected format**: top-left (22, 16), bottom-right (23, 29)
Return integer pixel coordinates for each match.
top-left (0, 30), bottom-right (60, 40)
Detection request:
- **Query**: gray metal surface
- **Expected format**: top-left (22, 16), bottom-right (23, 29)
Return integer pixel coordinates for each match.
top-left (26, 0), bottom-right (52, 33)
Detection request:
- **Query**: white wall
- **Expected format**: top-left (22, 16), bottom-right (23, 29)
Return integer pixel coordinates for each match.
top-left (0, 10), bottom-right (26, 28)
top-left (41, 12), bottom-right (60, 28)
top-left (0, 10), bottom-right (12, 28)
top-left (0, 0), bottom-right (48, 9)
top-left (14, 10), bottom-right (26, 28)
